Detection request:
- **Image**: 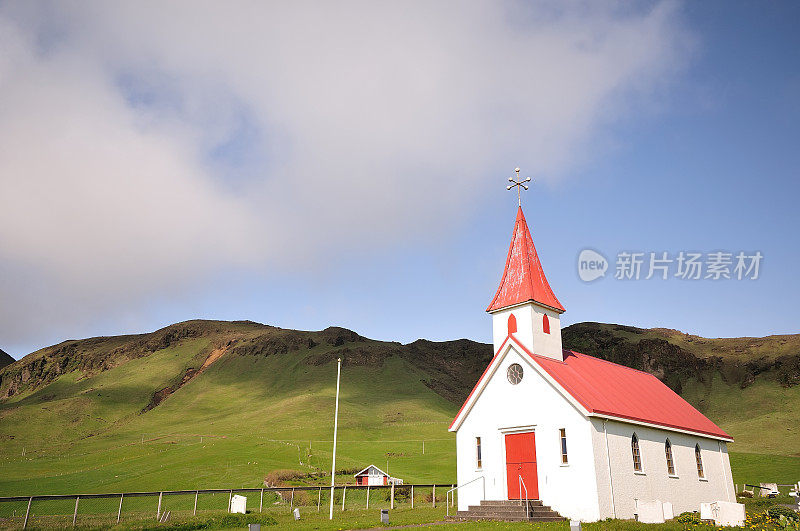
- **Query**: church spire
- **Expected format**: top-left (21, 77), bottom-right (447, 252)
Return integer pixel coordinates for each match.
top-left (486, 206), bottom-right (565, 314)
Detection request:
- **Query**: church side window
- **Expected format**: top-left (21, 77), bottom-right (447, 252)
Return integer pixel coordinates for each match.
top-left (507, 313), bottom-right (517, 335)
top-left (559, 428), bottom-right (568, 464)
top-left (476, 437), bottom-right (482, 469)
top-left (665, 439), bottom-right (675, 475)
top-left (695, 444), bottom-right (704, 478)
top-left (542, 314), bottom-right (550, 334)
top-left (631, 433), bottom-right (642, 472)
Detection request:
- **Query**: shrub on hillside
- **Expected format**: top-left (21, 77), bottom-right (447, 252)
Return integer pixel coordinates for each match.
top-left (382, 486), bottom-right (410, 502)
top-left (749, 496), bottom-right (783, 510)
top-left (676, 511), bottom-right (702, 524)
top-left (737, 490), bottom-right (754, 498)
top-left (287, 489), bottom-right (313, 507)
top-left (264, 469), bottom-right (304, 486)
top-left (778, 515), bottom-right (800, 530)
top-left (768, 506), bottom-right (799, 521)
top-left (266, 486), bottom-right (315, 506)
top-left (422, 492), bottom-right (440, 504)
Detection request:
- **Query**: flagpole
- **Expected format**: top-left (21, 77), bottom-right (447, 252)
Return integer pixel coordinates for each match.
top-left (329, 357), bottom-right (342, 520)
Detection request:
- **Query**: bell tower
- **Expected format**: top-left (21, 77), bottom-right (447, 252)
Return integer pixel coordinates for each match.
top-left (487, 205), bottom-right (565, 361)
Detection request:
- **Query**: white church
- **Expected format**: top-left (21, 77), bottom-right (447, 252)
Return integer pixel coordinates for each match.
top-left (449, 204), bottom-right (737, 523)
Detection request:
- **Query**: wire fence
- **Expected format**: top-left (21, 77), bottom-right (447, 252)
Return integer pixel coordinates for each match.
top-left (0, 483), bottom-right (453, 529)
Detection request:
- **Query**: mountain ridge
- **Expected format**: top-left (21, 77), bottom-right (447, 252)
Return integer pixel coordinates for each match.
top-left (2, 319), bottom-right (798, 405)
top-left (1, 319), bottom-right (799, 495)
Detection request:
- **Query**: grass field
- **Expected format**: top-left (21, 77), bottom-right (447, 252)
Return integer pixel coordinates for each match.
top-left (0, 337), bottom-right (458, 495)
top-left (1, 322), bottom-right (799, 508)
top-left (4, 505), bottom-right (797, 530)
top-left (681, 375), bottom-right (800, 456)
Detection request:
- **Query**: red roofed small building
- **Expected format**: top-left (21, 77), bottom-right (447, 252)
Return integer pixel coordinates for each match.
top-left (449, 205), bottom-right (736, 522)
top-left (354, 465), bottom-right (402, 486)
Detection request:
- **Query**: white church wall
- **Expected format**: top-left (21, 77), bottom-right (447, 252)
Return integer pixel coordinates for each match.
top-left (455, 345), bottom-right (602, 521)
top-left (589, 419), bottom-right (616, 520)
top-left (491, 304), bottom-right (563, 361)
top-left (492, 305), bottom-right (534, 352)
top-left (527, 304), bottom-right (563, 360)
top-left (592, 418), bottom-right (735, 520)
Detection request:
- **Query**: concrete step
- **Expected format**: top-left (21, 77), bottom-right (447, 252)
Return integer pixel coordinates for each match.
top-left (466, 512), bottom-right (561, 519)
top-left (489, 504), bottom-right (553, 510)
top-left (468, 505), bottom-right (556, 514)
top-left (456, 498), bottom-right (564, 522)
top-left (460, 514), bottom-right (562, 521)
top-left (454, 515), bottom-right (564, 522)
top-left (466, 506), bottom-right (558, 515)
top-left (479, 499), bottom-right (544, 506)
top-left (461, 508), bottom-right (561, 517)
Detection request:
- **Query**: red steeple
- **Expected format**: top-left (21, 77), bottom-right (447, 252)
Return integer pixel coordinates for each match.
top-left (486, 207), bottom-right (565, 313)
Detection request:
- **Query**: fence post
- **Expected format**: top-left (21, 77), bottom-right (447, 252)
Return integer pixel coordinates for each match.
top-left (366, 485), bottom-right (370, 509)
top-left (411, 485), bottom-right (414, 509)
top-left (290, 488), bottom-right (294, 509)
top-left (341, 485), bottom-right (346, 511)
top-left (156, 492), bottom-right (162, 520)
top-left (228, 490), bottom-right (232, 512)
top-left (117, 493), bottom-right (124, 524)
top-left (23, 497), bottom-right (32, 529)
top-left (451, 485), bottom-right (454, 507)
top-left (317, 487), bottom-right (321, 512)
top-left (73, 496), bottom-right (80, 527)
top-left (260, 488), bottom-right (264, 513)
top-left (193, 491), bottom-right (198, 516)
top-left (391, 483), bottom-right (395, 509)
top-left (432, 485), bottom-right (436, 508)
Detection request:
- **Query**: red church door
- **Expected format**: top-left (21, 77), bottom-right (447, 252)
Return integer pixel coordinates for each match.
top-left (505, 432), bottom-right (539, 500)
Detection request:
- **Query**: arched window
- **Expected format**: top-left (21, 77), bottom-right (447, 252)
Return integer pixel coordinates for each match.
top-left (631, 433), bottom-right (642, 472)
top-left (695, 444), bottom-right (704, 478)
top-left (542, 314), bottom-right (550, 334)
top-left (665, 439), bottom-right (675, 476)
top-left (507, 314), bottom-right (517, 335)
top-left (559, 428), bottom-right (568, 464)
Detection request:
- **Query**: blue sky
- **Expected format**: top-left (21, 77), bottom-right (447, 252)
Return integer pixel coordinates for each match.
top-left (1, 1), bottom-right (798, 358)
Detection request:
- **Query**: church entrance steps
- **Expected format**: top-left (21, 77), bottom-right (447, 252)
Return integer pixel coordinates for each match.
top-left (453, 500), bottom-right (563, 522)
top-left (477, 500), bottom-right (543, 506)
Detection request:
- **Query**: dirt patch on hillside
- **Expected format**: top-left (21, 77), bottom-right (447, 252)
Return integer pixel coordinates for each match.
top-left (201, 347), bottom-right (226, 369)
top-left (142, 347), bottom-right (228, 413)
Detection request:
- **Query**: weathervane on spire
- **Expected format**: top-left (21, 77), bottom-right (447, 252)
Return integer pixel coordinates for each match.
top-left (507, 167), bottom-right (531, 206)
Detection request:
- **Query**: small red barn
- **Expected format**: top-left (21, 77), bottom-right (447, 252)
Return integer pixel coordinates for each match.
top-left (354, 465), bottom-right (394, 486)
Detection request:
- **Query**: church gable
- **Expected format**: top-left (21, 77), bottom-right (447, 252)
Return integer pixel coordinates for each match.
top-left (451, 335), bottom-right (732, 442)
top-left (449, 336), bottom-right (587, 432)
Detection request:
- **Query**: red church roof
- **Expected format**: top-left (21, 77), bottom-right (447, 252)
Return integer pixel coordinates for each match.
top-left (449, 335), bottom-right (731, 440)
top-left (486, 207), bottom-right (565, 313)
top-left (533, 348), bottom-right (731, 440)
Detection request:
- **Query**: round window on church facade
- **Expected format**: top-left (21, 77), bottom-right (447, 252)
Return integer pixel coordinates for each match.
top-left (507, 363), bottom-right (523, 385)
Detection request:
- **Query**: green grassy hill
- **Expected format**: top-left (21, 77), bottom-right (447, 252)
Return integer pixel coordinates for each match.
top-left (0, 320), bottom-right (798, 497)
top-left (0, 321), bottom-right (488, 496)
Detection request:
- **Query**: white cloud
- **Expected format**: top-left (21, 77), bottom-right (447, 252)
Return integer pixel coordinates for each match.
top-left (0, 1), bottom-right (688, 345)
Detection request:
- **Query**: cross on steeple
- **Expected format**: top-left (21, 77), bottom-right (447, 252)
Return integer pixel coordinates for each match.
top-left (506, 167), bottom-right (531, 206)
